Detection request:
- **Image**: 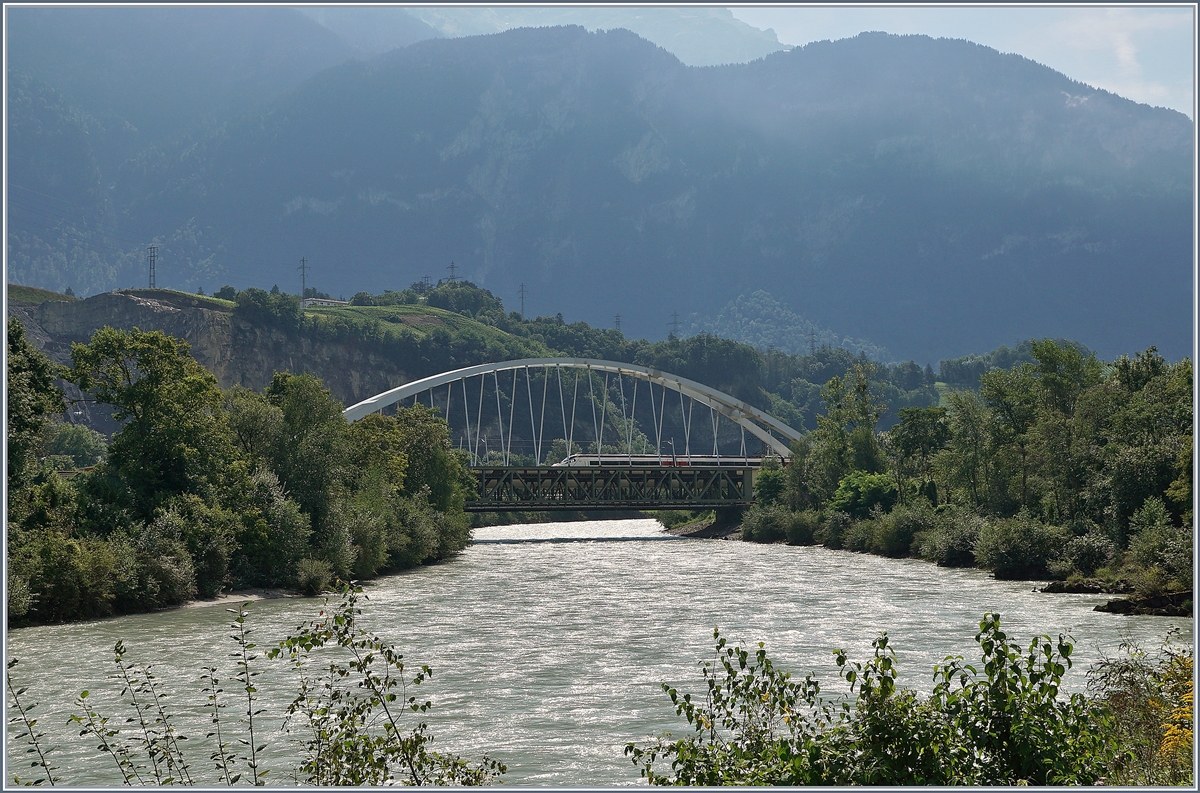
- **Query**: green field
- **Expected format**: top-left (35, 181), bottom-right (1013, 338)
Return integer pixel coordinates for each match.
top-left (8, 284), bottom-right (77, 304)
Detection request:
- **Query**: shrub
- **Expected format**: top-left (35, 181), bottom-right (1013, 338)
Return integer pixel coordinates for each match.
top-left (974, 512), bottom-right (1070, 579)
top-left (45, 422), bottom-right (107, 468)
top-left (784, 510), bottom-right (821, 546)
top-left (741, 505), bottom-right (789, 544)
top-left (753, 467), bottom-right (785, 507)
top-left (842, 516), bottom-right (877, 552)
top-left (1087, 629), bottom-right (1194, 786)
top-left (917, 507), bottom-right (983, 567)
top-left (627, 614), bottom-right (1114, 785)
top-left (870, 501), bottom-right (936, 558)
top-left (830, 471), bottom-right (898, 519)
top-left (1062, 534), bottom-right (1116, 578)
top-left (294, 557), bottom-right (332, 597)
top-left (818, 511), bottom-right (852, 550)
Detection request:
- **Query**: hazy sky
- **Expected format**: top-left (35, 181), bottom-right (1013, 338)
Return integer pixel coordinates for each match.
top-left (730, 6), bottom-right (1195, 118)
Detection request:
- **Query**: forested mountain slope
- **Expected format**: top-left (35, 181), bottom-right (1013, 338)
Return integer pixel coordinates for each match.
top-left (7, 25), bottom-right (1192, 363)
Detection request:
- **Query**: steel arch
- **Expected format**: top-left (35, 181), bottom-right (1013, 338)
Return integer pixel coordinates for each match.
top-left (342, 358), bottom-right (801, 457)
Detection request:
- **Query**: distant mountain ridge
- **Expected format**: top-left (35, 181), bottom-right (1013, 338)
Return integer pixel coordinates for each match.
top-left (6, 23), bottom-right (1192, 364)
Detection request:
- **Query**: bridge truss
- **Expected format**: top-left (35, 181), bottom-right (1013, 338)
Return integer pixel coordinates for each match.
top-left (344, 358), bottom-right (801, 464)
top-left (343, 359), bottom-right (803, 511)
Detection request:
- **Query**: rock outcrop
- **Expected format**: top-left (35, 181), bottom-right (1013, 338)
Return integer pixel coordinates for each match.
top-left (10, 290), bottom-right (415, 416)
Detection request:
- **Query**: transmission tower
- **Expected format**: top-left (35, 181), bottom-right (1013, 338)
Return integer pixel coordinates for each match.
top-left (669, 310), bottom-right (682, 338)
top-left (146, 245), bottom-right (157, 289)
top-left (614, 314), bottom-right (621, 332)
top-left (518, 283), bottom-right (527, 318)
top-left (808, 329), bottom-right (817, 356)
top-left (298, 257), bottom-right (309, 297)
top-left (447, 261), bottom-right (458, 282)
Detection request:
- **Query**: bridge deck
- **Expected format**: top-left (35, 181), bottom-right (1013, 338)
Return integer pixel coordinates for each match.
top-left (466, 465), bottom-right (756, 512)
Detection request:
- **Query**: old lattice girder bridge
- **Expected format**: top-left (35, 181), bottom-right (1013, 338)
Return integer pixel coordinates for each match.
top-left (343, 358), bottom-right (803, 512)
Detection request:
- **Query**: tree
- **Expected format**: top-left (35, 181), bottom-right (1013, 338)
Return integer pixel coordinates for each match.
top-left (264, 372), bottom-right (352, 568)
top-left (68, 327), bottom-right (238, 521)
top-left (980, 366), bottom-right (1038, 510)
top-left (6, 317), bottom-right (65, 487)
top-left (889, 406), bottom-right (949, 503)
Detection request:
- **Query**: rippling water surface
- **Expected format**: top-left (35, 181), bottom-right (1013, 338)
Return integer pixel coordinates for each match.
top-left (6, 519), bottom-right (1191, 785)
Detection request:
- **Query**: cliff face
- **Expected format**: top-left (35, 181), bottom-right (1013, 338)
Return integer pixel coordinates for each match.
top-left (10, 290), bottom-right (415, 413)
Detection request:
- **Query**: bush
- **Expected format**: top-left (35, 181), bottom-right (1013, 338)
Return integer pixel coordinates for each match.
top-left (817, 511), bottom-right (852, 550)
top-left (784, 510), bottom-right (820, 546)
top-left (974, 512), bottom-right (1070, 579)
top-left (842, 516), bottom-right (877, 552)
top-left (870, 501), bottom-right (936, 558)
top-left (741, 505), bottom-right (789, 544)
top-left (294, 557), bottom-right (332, 597)
top-left (45, 422), bottom-right (107, 468)
top-left (753, 467), bottom-right (785, 507)
top-left (627, 614), bottom-right (1114, 785)
top-left (830, 471), bottom-right (898, 519)
top-left (917, 507), bottom-right (982, 567)
top-left (1062, 533), bottom-right (1116, 577)
top-left (1087, 629), bottom-right (1194, 785)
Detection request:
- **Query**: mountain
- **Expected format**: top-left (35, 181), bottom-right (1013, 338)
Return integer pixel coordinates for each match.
top-left (5, 6), bottom-right (356, 170)
top-left (694, 291), bottom-right (889, 361)
top-left (299, 7), bottom-right (442, 56)
top-left (6, 25), bottom-right (1192, 364)
top-left (404, 7), bottom-right (785, 66)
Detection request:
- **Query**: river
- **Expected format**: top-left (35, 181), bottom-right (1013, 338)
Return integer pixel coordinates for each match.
top-left (5, 518), bottom-right (1192, 786)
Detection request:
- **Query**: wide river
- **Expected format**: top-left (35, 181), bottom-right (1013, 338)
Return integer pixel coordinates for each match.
top-left (6, 519), bottom-right (1192, 786)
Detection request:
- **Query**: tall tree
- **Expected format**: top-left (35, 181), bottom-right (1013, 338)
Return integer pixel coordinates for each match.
top-left (6, 317), bottom-right (64, 488)
top-left (69, 327), bottom-right (236, 521)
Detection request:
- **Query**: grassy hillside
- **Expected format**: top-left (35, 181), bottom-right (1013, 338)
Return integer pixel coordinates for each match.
top-left (8, 284), bottom-right (77, 303)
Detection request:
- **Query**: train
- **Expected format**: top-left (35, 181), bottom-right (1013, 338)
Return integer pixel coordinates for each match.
top-left (550, 453), bottom-right (765, 467)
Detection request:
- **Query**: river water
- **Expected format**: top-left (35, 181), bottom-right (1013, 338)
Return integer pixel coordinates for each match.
top-left (6, 519), bottom-right (1192, 786)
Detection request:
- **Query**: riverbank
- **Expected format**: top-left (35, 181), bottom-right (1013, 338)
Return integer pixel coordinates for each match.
top-left (676, 514), bottom-right (1193, 619)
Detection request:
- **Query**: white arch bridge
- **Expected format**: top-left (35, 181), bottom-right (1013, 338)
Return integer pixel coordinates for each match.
top-left (343, 358), bottom-right (802, 512)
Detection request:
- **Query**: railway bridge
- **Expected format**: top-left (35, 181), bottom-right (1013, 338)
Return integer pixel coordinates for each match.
top-left (343, 358), bottom-right (802, 512)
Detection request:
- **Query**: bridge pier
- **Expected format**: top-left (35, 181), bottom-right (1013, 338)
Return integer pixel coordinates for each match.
top-left (712, 506), bottom-right (745, 531)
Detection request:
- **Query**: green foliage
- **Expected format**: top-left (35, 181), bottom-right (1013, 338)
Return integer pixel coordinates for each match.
top-left (6, 658), bottom-right (59, 786)
top-left (752, 467), bottom-right (785, 507)
top-left (1061, 533), bottom-right (1116, 578)
top-left (974, 512), bottom-right (1070, 579)
top-left (44, 422), bottom-right (107, 468)
top-left (294, 558), bottom-right (332, 597)
top-left (784, 510), bottom-right (821, 546)
top-left (628, 614), bottom-right (1114, 785)
top-left (739, 505), bottom-right (788, 544)
top-left (6, 317), bottom-right (65, 488)
top-left (69, 327), bottom-right (238, 521)
top-left (269, 585), bottom-right (505, 785)
top-left (829, 470), bottom-right (897, 520)
top-left (869, 499), bottom-right (936, 558)
top-left (423, 280), bottom-right (505, 318)
top-left (230, 469), bottom-right (313, 588)
top-left (264, 371), bottom-right (351, 555)
top-left (915, 507), bottom-right (983, 567)
top-left (1087, 629), bottom-right (1194, 786)
top-left (1125, 497), bottom-right (1192, 594)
